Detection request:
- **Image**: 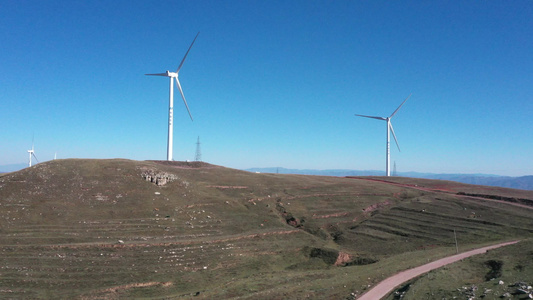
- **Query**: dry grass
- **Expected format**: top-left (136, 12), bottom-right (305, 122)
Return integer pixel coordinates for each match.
top-left (0, 159), bottom-right (532, 299)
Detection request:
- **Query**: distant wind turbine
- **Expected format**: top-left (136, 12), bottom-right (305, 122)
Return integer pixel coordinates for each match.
top-left (27, 138), bottom-right (39, 167)
top-left (146, 32), bottom-right (199, 161)
top-left (354, 94), bottom-right (411, 176)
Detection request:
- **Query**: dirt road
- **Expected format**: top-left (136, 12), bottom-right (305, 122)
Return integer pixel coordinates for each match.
top-left (357, 240), bottom-right (519, 300)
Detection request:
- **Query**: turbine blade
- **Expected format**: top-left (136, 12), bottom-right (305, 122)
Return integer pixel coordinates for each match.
top-left (176, 32), bottom-right (200, 73)
top-left (32, 153), bottom-right (39, 163)
top-left (390, 93), bottom-right (412, 118)
top-left (145, 73), bottom-right (168, 76)
top-left (175, 77), bottom-right (194, 121)
top-left (389, 122), bottom-right (401, 152)
top-left (354, 114), bottom-right (386, 121)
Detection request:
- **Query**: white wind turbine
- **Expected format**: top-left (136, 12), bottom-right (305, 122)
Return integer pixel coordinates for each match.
top-left (354, 94), bottom-right (411, 176)
top-left (146, 32), bottom-right (199, 161)
top-left (27, 139), bottom-right (39, 167)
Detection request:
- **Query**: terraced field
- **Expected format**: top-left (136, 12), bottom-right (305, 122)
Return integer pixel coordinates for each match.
top-left (0, 159), bottom-right (531, 299)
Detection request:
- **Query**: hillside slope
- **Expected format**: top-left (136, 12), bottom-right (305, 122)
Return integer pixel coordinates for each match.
top-left (1, 159), bottom-right (532, 299)
top-left (247, 167), bottom-right (533, 190)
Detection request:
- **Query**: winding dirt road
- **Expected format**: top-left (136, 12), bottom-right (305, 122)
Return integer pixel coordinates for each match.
top-left (357, 240), bottom-right (519, 300)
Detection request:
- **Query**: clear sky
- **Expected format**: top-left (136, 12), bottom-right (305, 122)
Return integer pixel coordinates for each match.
top-left (1, 1), bottom-right (532, 176)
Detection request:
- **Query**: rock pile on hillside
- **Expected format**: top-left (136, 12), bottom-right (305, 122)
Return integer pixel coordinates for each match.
top-left (141, 170), bottom-right (178, 186)
top-left (458, 281), bottom-right (533, 299)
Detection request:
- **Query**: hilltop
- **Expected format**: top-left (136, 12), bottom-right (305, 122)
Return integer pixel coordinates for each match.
top-left (1, 159), bottom-right (532, 299)
top-left (247, 167), bottom-right (533, 190)
top-left (5, 164), bottom-right (532, 190)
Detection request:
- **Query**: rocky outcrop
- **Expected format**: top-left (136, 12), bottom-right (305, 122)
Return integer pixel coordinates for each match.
top-left (334, 251), bottom-right (352, 266)
top-left (141, 170), bottom-right (178, 186)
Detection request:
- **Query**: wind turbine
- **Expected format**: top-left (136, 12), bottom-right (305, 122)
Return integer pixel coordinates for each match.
top-left (354, 94), bottom-right (411, 176)
top-left (146, 32), bottom-right (199, 161)
top-left (27, 139), bottom-right (39, 167)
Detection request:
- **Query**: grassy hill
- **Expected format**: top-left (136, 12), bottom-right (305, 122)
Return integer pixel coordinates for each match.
top-left (1, 159), bottom-right (532, 299)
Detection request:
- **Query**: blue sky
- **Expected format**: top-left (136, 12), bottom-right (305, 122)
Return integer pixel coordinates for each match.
top-left (1, 1), bottom-right (532, 176)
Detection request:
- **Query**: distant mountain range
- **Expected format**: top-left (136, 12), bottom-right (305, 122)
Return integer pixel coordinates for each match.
top-left (0, 163), bottom-right (27, 173)
top-left (245, 167), bottom-right (533, 191)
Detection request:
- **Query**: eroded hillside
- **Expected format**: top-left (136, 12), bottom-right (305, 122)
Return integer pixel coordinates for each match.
top-left (0, 159), bottom-right (532, 299)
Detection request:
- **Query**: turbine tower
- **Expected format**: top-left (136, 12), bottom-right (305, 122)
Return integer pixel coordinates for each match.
top-left (354, 94), bottom-right (411, 176)
top-left (146, 32), bottom-right (199, 161)
top-left (27, 140), bottom-right (39, 167)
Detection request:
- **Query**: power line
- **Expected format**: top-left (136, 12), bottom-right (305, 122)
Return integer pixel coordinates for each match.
top-left (195, 136), bottom-right (202, 162)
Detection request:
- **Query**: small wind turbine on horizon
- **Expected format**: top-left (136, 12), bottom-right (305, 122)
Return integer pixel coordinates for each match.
top-left (146, 32), bottom-right (199, 161)
top-left (27, 138), bottom-right (39, 167)
top-left (354, 94), bottom-right (411, 177)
